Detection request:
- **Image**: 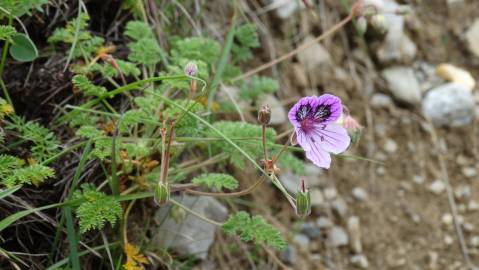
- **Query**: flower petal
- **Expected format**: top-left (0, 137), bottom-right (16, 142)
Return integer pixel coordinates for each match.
top-left (315, 94), bottom-right (343, 123)
top-left (288, 96), bottom-right (318, 127)
top-left (311, 123), bottom-right (350, 154)
top-left (305, 142), bottom-right (332, 169)
top-left (295, 128), bottom-right (311, 152)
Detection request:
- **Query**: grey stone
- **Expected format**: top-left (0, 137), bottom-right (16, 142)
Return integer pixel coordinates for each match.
top-left (370, 93), bottom-right (394, 109)
top-left (383, 139), bottom-right (398, 154)
top-left (347, 216), bottom-right (362, 254)
top-left (329, 226), bottom-right (349, 247)
top-left (258, 94), bottom-right (287, 125)
top-left (323, 187), bottom-right (338, 200)
top-left (350, 254), bottom-right (369, 269)
top-left (331, 198), bottom-right (348, 219)
top-left (377, 34), bottom-right (417, 64)
top-left (310, 188), bottom-right (325, 207)
top-left (297, 36), bottom-right (332, 73)
top-left (466, 19), bottom-right (479, 58)
top-left (422, 83), bottom-right (476, 127)
top-left (293, 234), bottom-right (310, 249)
top-left (300, 222), bottom-right (321, 239)
top-left (152, 195), bottom-right (228, 259)
top-left (352, 187), bottom-right (368, 201)
top-left (316, 217), bottom-right (333, 229)
top-left (462, 167), bottom-right (477, 178)
top-left (281, 245), bottom-right (297, 265)
top-left (273, 0), bottom-right (305, 19)
top-left (428, 180), bottom-right (446, 194)
top-left (382, 67), bottom-right (421, 105)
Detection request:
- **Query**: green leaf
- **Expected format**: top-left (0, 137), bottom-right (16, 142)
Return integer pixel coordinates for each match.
top-left (72, 75), bottom-right (108, 97)
top-left (9, 33), bottom-right (38, 62)
top-left (192, 173), bottom-right (239, 191)
top-left (222, 211), bottom-right (286, 250)
top-left (240, 76), bottom-right (279, 101)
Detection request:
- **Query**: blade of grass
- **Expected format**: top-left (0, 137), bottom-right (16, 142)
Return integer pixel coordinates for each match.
top-left (0, 185), bottom-right (21, 200)
top-left (64, 206), bottom-right (80, 270)
top-left (47, 242), bottom-right (120, 270)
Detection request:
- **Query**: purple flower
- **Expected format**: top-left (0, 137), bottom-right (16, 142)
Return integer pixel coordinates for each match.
top-left (288, 94), bottom-right (351, 168)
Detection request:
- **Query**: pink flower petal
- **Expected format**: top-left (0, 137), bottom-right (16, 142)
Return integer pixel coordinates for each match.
top-left (305, 142), bottom-right (332, 168)
top-left (295, 128), bottom-right (311, 152)
top-left (311, 123), bottom-right (351, 154)
top-left (316, 94), bottom-right (343, 124)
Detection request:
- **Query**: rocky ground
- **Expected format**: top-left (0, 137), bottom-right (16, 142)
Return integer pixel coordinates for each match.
top-left (170, 0), bottom-right (479, 269)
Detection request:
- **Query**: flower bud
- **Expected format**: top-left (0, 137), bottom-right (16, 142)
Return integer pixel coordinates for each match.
top-left (184, 62), bottom-right (198, 76)
top-left (356, 16), bottom-right (368, 35)
top-left (370, 14), bottom-right (388, 33)
top-left (295, 178), bottom-right (311, 218)
top-left (154, 182), bottom-right (170, 206)
top-left (258, 105), bottom-right (271, 125)
top-left (342, 115), bottom-right (363, 145)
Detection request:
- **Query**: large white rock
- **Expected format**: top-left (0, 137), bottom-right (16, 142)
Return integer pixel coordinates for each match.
top-left (152, 196), bottom-right (228, 259)
top-left (382, 67), bottom-right (421, 105)
top-left (422, 83), bottom-right (476, 127)
top-left (466, 18), bottom-right (479, 58)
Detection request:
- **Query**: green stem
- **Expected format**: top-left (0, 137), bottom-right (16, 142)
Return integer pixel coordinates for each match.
top-left (170, 198), bottom-right (223, 227)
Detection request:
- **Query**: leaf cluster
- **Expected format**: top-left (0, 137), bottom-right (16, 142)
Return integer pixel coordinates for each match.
top-left (0, 155), bottom-right (55, 187)
top-left (192, 173), bottom-right (239, 191)
top-left (222, 211), bottom-right (286, 250)
top-left (73, 184), bottom-right (123, 233)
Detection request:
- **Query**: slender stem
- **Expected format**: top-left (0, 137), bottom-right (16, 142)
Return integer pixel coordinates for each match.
top-left (185, 176), bottom-right (266, 198)
top-left (271, 132), bottom-right (294, 164)
top-left (232, 14), bottom-right (353, 82)
top-left (0, 78), bottom-right (13, 108)
top-left (0, 15), bottom-right (13, 79)
top-left (122, 200), bottom-right (136, 245)
top-left (261, 125), bottom-right (268, 162)
top-left (170, 199), bottom-right (223, 227)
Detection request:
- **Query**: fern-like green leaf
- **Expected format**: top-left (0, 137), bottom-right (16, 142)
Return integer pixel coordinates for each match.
top-left (72, 75), bottom-right (108, 97)
top-left (124, 21), bottom-right (154, 41)
top-left (222, 211), bottom-right (286, 250)
top-left (192, 173), bottom-right (239, 191)
top-left (128, 38), bottom-right (162, 66)
top-left (170, 37), bottom-right (221, 67)
top-left (73, 184), bottom-right (122, 234)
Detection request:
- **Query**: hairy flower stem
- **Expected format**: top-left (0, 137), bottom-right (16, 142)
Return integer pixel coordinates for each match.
top-left (171, 198), bottom-right (223, 226)
top-left (261, 125), bottom-right (268, 163)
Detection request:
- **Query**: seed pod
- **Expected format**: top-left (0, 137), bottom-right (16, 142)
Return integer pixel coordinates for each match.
top-left (295, 179), bottom-right (311, 218)
top-left (258, 105), bottom-right (271, 125)
top-left (154, 182), bottom-right (170, 206)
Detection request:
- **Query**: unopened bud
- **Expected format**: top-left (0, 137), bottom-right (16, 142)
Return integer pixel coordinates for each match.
top-left (342, 115), bottom-right (363, 145)
top-left (295, 178), bottom-right (311, 218)
top-left (184, 62), bottom-right (198, 76)
top-left (370, 14), bottom-right (388, 33)
top-left (154, 182), bottom-right (170, 206)
top-left (170, 204), bottom-right (186, 223)
top-left (258, 105), bottom-right (271, 125)
top-left (356, 16), bottom-right (368, 35)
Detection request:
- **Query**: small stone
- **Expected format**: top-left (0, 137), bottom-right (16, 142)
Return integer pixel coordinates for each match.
top-left (383, 139), bottom-right (398, 154)
top-left (300, 222), bottom-right (321, 239)
top-left (377, 34), bottom-right (417, 64)
top-left (329, 226), bottom-right (349, 247)
top-left (310, 188), bottom-right (325, 207)
top-left (442, 213), bottom-right (453, 226)
top-left (468, 200), bottom-right (479, 211)
top-left (350, 254), bottom-right (369, 269)
top-left (293, 234), bottom-right (310, 250)
top-left (444, 235), bottom-right (454, 245)
top-left (331, 198), bottom-right (348, 219)
top-left (370, 93), bottom-right (394, 109)
top-left (316, 217), bottom-right (333, 229)
top-left (422, 83), bottom-right (476, 127)
top-left (412, 175), bottom-right (425, 185)
top-left (463, 222), bottom-right (475, 232)
top-left (462, 167), bottom-right (477, 178)
top-left (454, 185), bottom-right (471, 200)
top-left (297, 35), bottom-right (332, 73)
top-left (456, 155), bottom-right (469, 166)
top-left (278, 171), bottom-right (297, 194)
top-left (376, 166), bottom-right (386, 175)
top-left (323, 187), bottom-right (338, 200)
top-left (470, 236), bottom-right (479, 247)
top-left (428, 251), bottom-right (439, 269)
top-left (292, 64), bottom-right (308, 88)
top-left (382, 67), bottom-right (421, 105)
top-left (258, 94), bottom-right (287, 125)
top-left (347, 216), bottom-right (362, 254)
top-left (436, 63), bottom-right (475, 91)
top-left (352, 187), bottom-right (368, 201)
top-left (428, 180), bottom-right (446, 194)
top-left (465, 18), bottom-right (479, 58)
top-left (281, 245), bottom-right (297, 265)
